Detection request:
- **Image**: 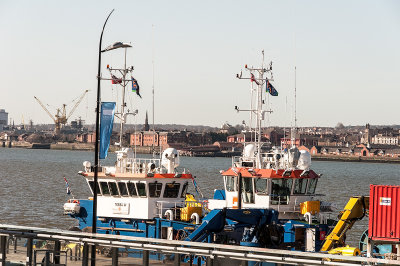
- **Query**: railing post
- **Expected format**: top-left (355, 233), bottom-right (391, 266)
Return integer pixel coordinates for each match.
top-left (26, 238), bottom-right (33, 266)
top-left (14, 238), bottom-right (17, 253)
top-left (173, 253), bottom-right (180, 266)
top-left (44, 251), bottom-right (51, 266)
top-left (142, 250), bottom-right (149, 266)
top-left (206, 256), bottom-right (214, 266)
top-left (82, 243), bottom-right (89, 266)
top-left (111, 247), bottom-right (118, 266)
top-left (0, 236), bottom-right (7, 266)
top-left (54, 240), bottom-right (61, 265)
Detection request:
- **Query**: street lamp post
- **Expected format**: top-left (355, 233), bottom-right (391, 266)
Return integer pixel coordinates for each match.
top-left (92, 9), bottom-right (114, 266)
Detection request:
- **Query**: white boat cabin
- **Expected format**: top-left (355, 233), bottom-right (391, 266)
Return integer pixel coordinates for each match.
top-left (79, 148), bottom-right (193, 220)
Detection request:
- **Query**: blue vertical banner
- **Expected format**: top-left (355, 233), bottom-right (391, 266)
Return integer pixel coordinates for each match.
top-left (99, 102), bottom-right (116, 159)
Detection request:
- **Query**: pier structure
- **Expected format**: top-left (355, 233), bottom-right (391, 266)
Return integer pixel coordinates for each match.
top-left (0, 224), bottom-right (399, 266)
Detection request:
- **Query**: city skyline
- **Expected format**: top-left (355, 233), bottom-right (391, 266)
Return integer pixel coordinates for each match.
top-left (0, 0), bottom-right (399, 128)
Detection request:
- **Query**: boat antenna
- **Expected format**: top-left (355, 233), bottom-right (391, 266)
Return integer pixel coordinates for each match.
top-left (152, 24), bottom-right (155, 132)
top-left (152, 24), bottom-right (156, 156)
top-left (291, 66), bottom-right (297, 147)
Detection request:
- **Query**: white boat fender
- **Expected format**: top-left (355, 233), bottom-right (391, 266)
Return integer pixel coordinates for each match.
top-left (165, 210), bottom-right (174, 220)
top-left (190, 213), bottom-right (200, 224)
top-left (304, 212), bottom-right (312, 225)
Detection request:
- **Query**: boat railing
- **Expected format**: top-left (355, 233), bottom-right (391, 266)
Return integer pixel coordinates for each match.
top-left (232, 153), bottom-right (279, 168)
top-left (156, 200), bottom-right (185, 219)
top-left (120, 158), bottom-right (162, 174)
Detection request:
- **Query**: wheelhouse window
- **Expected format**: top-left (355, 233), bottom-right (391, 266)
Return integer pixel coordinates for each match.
top-left (293, 178), bottom-right (307, 194)
top-left (225, 176), bottom-right (236, 192)
top-left (181, 182), bottom-right (188, 198)
top-left (242, 178), bottom-right (254, 203)
top-left (127, 182), bottom-right (137, 197)
top-left (307, 178), bottom-right (318, 194)
top-left (109, 182), bottom-right (119, 196)
top-left (255, 178), bottom-right (268, 194)
top-left (149, 182), bottom-right (163, 198)
top-left (100, 181), bottom-right (110, 195)
top-left (164, 182), bottom-right (181, 198)
top-left (271, 178), bottom-right (293, 205)
top-left (117, 182), bottom-right (128, 197)
top-left (89, 181), bottom-right (101, 195)
top-left (137, 182), bottom-right (147, 197)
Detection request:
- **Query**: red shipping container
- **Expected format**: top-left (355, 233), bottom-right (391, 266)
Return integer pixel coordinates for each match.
top-left (369, 184), bottom-right (400, 242)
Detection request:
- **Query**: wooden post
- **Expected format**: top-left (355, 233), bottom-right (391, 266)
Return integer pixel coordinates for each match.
top-left (142, 250), bottom-right (149, 266)
top-left (111, 247), bottom-right (118, 266)
top-left (54, 240), bottom-right (61, 265)
top-left (174, 253), bottom-right (181, 266)
top-left (0, 236), bottom-right (6, 266)
top-left (82, 243), bottom-right (89, 266)
top-left (26, 238), bottom-right (33, 266)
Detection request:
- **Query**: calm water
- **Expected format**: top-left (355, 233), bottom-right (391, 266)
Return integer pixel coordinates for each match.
top-left (0, 147), bottom-right (399, 246)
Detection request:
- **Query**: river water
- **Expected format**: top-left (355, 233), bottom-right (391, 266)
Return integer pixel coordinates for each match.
top-left (0, 147), bottom-right (399, 246)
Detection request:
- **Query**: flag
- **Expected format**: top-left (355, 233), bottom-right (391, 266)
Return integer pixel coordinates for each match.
top-left (250, 73), bottom-right (260, 85)
top-left (99, 102), bottom-right (116, 159)
top-left (131, 77), bottom-right (142, 98)
top-left (64, 176), bottom-right (71, 195)
top-left (111, 74), bottom-right (122, 84)
top-left (266, 79), bottom-right (278, 96)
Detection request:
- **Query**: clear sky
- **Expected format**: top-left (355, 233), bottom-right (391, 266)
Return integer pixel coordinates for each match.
top-left (0, 0), bottom-right (399, 128)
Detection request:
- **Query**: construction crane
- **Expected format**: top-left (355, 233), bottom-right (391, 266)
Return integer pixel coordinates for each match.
top-left (34, 89), bottom-right (89, 135)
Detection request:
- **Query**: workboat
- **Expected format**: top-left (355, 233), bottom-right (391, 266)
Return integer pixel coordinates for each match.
top-left (65, 48), bottom-right (397, 264)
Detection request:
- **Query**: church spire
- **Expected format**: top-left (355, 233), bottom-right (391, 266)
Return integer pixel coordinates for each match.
top-left (143, 111), bottom-right (150, 131)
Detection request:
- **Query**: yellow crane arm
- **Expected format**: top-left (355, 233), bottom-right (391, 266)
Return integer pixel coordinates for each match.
top-left (320, 196), bottom-right (369, 252)
top-left (66, 90), bottom-right (89, 121)
top-left (34, 96), bottom-right (56, 123)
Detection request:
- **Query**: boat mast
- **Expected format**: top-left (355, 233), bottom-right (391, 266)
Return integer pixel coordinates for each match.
top-left (119, 48), bottom-right (128, 148)
top-left (236, 51), bottom-right (273, 168)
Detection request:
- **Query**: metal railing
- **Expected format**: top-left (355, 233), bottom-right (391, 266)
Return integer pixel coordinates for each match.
top-left (0, 223), bottom-right (399, 266)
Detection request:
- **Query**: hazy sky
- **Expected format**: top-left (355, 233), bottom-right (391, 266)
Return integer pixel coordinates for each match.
top-left (0, 1), bottom-right (399, 128)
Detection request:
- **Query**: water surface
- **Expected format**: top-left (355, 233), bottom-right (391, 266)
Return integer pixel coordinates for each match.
top-left (0, 147), bottom-right (399, 246)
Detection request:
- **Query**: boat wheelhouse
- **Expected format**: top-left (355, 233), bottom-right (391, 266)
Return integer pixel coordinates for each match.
top-left (208, 146), bottom-right (321, 219)
top-left (67, 148), bottom-right (196, 221)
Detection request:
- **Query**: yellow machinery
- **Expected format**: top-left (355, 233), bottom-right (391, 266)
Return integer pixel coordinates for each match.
top-left (328, 245), bottom-right (361, 256)
top-left (300, 200), bottom-right (320, 215)
top-left (181, 194), bottom-right (203, 222)
top-left (321, 196), bottom-right (369, 253)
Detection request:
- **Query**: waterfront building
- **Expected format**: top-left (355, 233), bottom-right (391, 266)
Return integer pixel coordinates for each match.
top-left (0, 109), bottom-right (8, 131)
top-left (371, 134), bottom-right (398, 145)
